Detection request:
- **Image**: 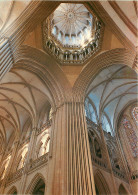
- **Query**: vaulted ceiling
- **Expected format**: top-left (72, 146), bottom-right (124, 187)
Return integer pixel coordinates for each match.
top-left (0, 66), bottom-right (53, 151)
top-left (0, 1), bottom-right (31, 32)
top-left (0, 1), bottom-right (137, 153)
top-left (0, 1), bottom-right (137, 49)
top-left (85, 64), bottom-right (138, 136)
top-left (98, 1), bottom-right (137, 47)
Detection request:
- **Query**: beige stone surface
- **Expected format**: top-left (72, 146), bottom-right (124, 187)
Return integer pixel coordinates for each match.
top-left (0, 1), bottom-right (137, 195)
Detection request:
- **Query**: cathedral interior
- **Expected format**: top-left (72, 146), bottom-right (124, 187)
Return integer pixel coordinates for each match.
top-left (0, 1), bottom-right (137, 195)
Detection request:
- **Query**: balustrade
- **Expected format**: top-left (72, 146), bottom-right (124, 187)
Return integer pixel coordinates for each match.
top-left (36, 119), bottom-right (52, 135)
top-left (86, 117), bottom-right (128, 183)
top-left (7, 168), bottom-right (24, 184)
top-left (5, 153), bottom-right (49, 184)
top-left (27, 153), bottom-right (49, 173)
top-left (44, 21), bottom-right (102, 64)
top-left (92, 155), bottom-right (107, 169)
top-left (112, 167), bottom-right (128, 182)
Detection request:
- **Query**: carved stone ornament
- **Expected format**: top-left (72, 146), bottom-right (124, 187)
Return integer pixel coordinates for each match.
top-left (42, 3), bottom-right (104, 65)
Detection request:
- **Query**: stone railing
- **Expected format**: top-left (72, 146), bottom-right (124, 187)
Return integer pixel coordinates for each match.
top-left (92, 155), bottom-right (107, 170)
top-left (112, 167), bottom-right (128, 182)
top-left (36, 120), bottom-right (52, 135)
top-left (27, 153), bottom-right (49, 173)
top-left (43, 21), bottom-right (102, 64)
top-left (7, 167), bottom-right (24, 184)
top-left (6, 153), bottom-right (49, 184)
top-left (92, 156), bottom-right (128, 182)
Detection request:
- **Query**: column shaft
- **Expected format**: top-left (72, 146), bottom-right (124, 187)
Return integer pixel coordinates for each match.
top-left (46, 101), bottom-right (96, 195)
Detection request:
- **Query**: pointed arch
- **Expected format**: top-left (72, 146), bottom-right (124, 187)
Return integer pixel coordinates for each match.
top-left (94, 170), bottom-right (111, 195)
top-left (36, 131), bottom-right (50, 159)
top-left (94, 139), bottom-right (102, 158)
top-left (118, 184), bottom-right (129, 195)
top-left (16, 144), bottom-right (29, 170)
top-left (37, 102), bottom-right (51, 128)
top-left (73, 48), bottom-right (135, 98)
top-left (7, 186), bottom-right (17, 194)
top-left (14, 45), bottom-right (72, 105)
top-left (44, 136), bottom-right (50, 154)
top-left (25, 173), bottom-right (46, 194)
top-left (37, 141), bottom-right (44, 158)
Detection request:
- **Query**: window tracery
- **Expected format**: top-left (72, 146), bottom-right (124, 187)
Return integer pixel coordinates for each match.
top-left (32, 178), bottom-right (45, 195)
top-left (132, 106), bottom-right (138, 124)
top-left (17, 147), bottom-right (28, 170)
top-left (45, 138), bottom-right (50, 153)
top-left (17, 151), bottom-right (28, 170)
top-left (122, 116), bottom-right (138, 157)
top-left (1, 156), bottom-right (11, 179)
top-left (38, 143), bottom-right (45, 158)
top-left (48, 107), bottom-right (53, 120)
top-left (37, 137), bottom-right (50, 158)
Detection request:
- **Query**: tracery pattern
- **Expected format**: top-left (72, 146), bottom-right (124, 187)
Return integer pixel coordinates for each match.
top-left (37, 137), bottom-right (50, 158)
top-left (122, 117), bottom-right (138, 157)
top-left (132, 107), bottom-right (138, 124)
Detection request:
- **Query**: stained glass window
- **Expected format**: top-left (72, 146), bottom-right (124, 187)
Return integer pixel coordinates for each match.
top-left (132, 107), bottom-right (138, 124)
top-left (122, 117), bottom-right (138, 157)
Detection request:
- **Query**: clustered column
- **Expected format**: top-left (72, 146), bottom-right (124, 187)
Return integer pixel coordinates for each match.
top-left (46, 97), bottom-right (96, 195)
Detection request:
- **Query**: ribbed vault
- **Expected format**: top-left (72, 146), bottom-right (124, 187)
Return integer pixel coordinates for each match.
top-left (0, 68), bottom-right (51, 152)
top-left (0, 45), bottom-right (71, 154)
top-left (0, 1), bottom-right (137, 195)
top-left (85, 64), bottom-right (137, 136)
top-left (73, 48), bottom-right (136, 97)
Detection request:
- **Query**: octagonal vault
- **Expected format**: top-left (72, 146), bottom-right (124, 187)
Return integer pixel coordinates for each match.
top-left (43, 3), bottom-right (103, 65)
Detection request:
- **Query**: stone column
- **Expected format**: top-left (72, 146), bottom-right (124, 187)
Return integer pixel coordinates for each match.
top-left (46, 98), bottom-right (96, 195)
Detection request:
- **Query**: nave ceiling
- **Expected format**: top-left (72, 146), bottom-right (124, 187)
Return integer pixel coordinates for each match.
top-left (85, 64), bottom-right (138, 136)
top-left (0, 66), bottom-right (53, 152)
top-left (0, 1), bottom-right (137, 153)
